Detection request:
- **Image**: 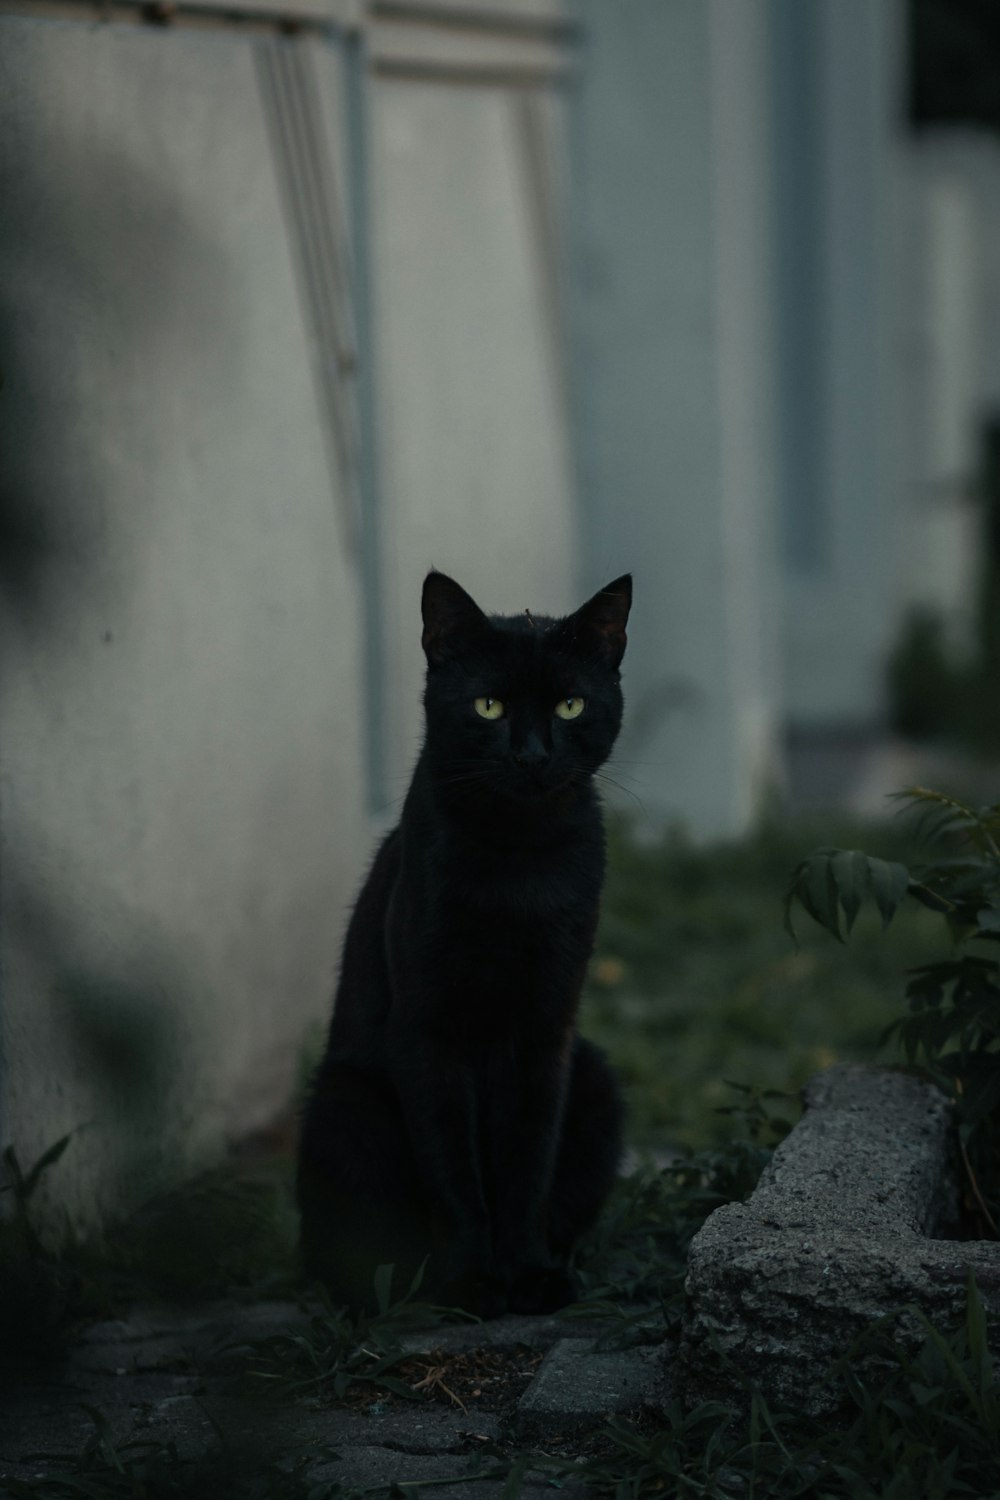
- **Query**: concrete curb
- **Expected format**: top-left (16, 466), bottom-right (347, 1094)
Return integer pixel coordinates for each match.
top-left (680, 1064), bottom-right (1000, 1414)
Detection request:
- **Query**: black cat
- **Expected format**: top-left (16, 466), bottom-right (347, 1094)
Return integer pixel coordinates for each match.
top-left (297, 570), bottom-right (630, 1317)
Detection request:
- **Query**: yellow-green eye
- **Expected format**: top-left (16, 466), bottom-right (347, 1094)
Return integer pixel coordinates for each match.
top-left (555, 696), bottom-right (585, 720)
top-left (474, 696), bottom-right (504, 720)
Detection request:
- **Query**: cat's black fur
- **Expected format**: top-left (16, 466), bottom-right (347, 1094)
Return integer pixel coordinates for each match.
top-left (297, 570), bottom-right (631, 1317)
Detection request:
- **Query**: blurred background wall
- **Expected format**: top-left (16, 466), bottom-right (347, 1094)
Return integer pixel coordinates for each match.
top-left (2, 0), bottom-right (999, 1233)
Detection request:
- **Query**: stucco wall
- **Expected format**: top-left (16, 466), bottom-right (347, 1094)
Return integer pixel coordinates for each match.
top-left (569, 0), bottom-right (782, 836)
top-left (0, 17), bottom-right (369, 1236)
top-left (895, 129), bottom-right (1000, 646)
top-left (371, 77), bottom-right (578, 797)
top-left (777, 0), bottom-right (905, 727)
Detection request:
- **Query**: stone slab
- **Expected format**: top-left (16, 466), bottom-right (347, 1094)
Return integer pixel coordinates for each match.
top-left (257, 1400), bottom-right (502, 1456)
top-left (69, 1299), bottom-right (313, 1376)
top-left (514, 1337), bottom-right (664, 1438)
top-left (0, 1296), bottom-right (619, 1493)
top-left (681, 1064), bottom-right (1000, 1414)
top-left (307, 1445), bottom-right (580, 1498)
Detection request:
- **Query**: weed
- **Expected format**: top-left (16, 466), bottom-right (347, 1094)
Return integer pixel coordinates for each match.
top-left (236, 1261), bottom-right (478, 1405)
top-left (0, 1136), bottom-right (77, 1343)
top-left (786, 786), bottom-right (1000, 1233)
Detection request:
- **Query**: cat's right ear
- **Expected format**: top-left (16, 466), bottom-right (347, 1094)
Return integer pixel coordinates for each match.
top-left (421, 571), bottom-right (489, 664)
top-left (562, 574), bottom-right (632, 669)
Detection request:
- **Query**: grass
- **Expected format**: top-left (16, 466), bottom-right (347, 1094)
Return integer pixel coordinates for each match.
top-left (582, 812), bottom-right (945, 1149)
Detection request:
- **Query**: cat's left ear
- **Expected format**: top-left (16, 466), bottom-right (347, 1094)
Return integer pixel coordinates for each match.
top-left (421, 570), bottom-right (489, 664)
top-left (563, 574), bottom-right (632, 669)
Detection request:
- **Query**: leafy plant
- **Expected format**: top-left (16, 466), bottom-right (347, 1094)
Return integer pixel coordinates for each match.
top-left (785, 786), bottom-right (1000, 1235)
top-left (1, 1136), bottom-right (74, 1228)
top-left (0, 1134), bottom-right (77, 1341)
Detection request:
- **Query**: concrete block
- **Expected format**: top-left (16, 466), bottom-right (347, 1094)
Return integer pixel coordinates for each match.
top-left (681, 1065), bottom-right (1000, 1414)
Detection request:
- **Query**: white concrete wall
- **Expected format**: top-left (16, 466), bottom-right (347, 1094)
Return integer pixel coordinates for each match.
top-left (0, 18), bottom-right (369, 1236)
top-left (896, 130), bottom-right (1000, 647)
top-left (371, 74), bottom-right (578, 798)
top-left (370, 77), bottom-right (578, 800)
top-left (778, 0), bottom-right (905, 727)
top-left (569, 0), bottom-right (782, 837)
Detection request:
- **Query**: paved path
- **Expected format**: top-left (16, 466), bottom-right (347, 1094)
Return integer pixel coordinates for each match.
top-left (0, 1300), bottom-right (667, 1497)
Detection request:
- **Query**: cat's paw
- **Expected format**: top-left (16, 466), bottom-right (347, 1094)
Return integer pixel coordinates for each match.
top-left (440, 1270), bottom-right (508, 1320)
top-left (507, 1264), bottom-right (577, 1315)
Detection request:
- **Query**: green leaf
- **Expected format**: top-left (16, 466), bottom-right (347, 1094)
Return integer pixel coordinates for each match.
top-left (22, 1132), bottom-right (74, 1200)
top-left (908, 1381), bottom-right (944, 1406)
top-left (965, 1272), bottom-right (991, 1387)
top-left (868, 857), bottom-right (910, 930)
top-left (406, 1256), bottom-right (428, 1300)
top-left (908, 880), bottom-right (955, 914)
top-left (806, 852), bottom-right (843, 942)
top-left (2, 1145), bottom-right (25, 1192)
top-left (833, 849), bottom-right (870, 935)
top-left (373, 1262), bottom-right (395, 1318)
top-left (785, 847), bottom-right (919, 944)
top-left (501, 1453), bottom-right (534, 1499)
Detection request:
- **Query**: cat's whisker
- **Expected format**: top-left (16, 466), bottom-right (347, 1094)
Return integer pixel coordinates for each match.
top-left (604, 758), bottom-right (671, 770)
top-left (593, 771), bottom-right (647, 814)
top-left (601, 766), bottom-right (644, 787)
top-left (438, 770), bottom-right (500, 788)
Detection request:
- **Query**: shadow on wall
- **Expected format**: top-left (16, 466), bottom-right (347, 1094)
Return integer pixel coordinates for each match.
top-left (0, 122), bottom-right (241, 1223)
top-left (0, 124), bottom-right (239, 627)
top-left (5, 872), bottom-right (189, 1227)
top-left (0, 868), bottom-right (192, 1349)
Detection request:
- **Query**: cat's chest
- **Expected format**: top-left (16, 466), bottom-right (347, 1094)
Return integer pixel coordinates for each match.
top-left (443, 825), bottom-right (601, 912)
top-left (414, 921), bottom-right (587, 1041)
top-left (387, 844), bottom-right (599, 1027)
top-left (450, 860), bottom-right (596, 920)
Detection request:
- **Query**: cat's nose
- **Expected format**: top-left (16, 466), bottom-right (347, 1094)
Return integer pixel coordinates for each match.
top-left (513, 733), bottom-right (549, 768)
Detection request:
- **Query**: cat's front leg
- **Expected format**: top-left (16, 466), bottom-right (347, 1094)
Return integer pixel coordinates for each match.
top-left (486, 1036), bottom-right (576, 1313)
top-left (389, 1039), bottom-right (506, 1316)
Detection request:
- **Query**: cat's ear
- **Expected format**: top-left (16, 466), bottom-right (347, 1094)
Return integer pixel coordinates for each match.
top-left (421, 571), bottom-right (489, 664)
top-left (563, 574), bottom-right (632, 669)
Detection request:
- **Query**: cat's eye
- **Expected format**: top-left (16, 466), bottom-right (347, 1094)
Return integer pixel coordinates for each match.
top-left (474, 697), bottom-right (505, 720)
top-left (555, 697), bottom-right (585, 720)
